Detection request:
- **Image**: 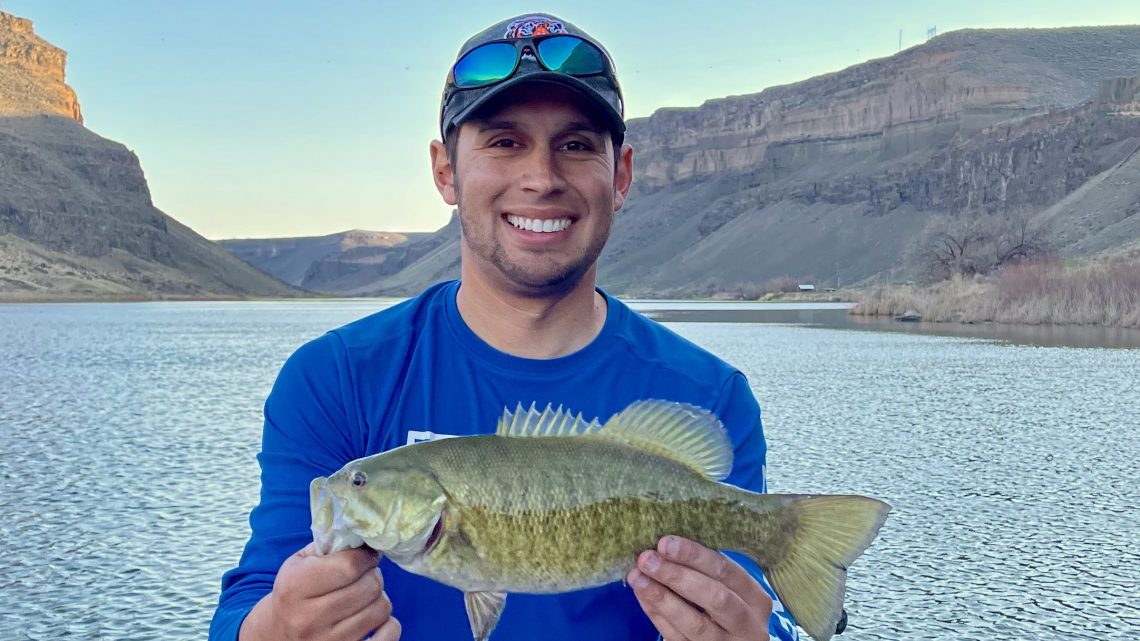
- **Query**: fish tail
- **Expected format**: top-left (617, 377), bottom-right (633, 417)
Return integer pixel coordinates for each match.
top-left (744, 495), bottom-right (890, 641)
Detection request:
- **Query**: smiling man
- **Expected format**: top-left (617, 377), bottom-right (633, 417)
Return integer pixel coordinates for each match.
top-left (211, 13), bottom-right (799, 641)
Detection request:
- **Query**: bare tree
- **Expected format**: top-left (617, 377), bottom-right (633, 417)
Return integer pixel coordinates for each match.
top-left (991, 209), bottom-right (1053, 269)
top-left (907, 209), bottom-right (1053, 282)
top-left (906, 213), bottom-right (987, 281)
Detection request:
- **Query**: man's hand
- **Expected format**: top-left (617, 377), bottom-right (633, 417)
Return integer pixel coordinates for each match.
top-left (628, 536), bottom-right (772, 641)
top-left (240, 543), bottom-right (401, 641)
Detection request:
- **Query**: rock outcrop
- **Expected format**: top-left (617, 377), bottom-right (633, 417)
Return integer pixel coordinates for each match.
top-left (1097, 75), bottom-right (1140, 113)
top-left (0, 12), bottom-right (81, 122)
top-left (223, 26), bottom-right (1140, 297)
top-left (628, 27), bottom-right (1140, 190)
top-left (219, 229), bottom-right (435, 290)
top-left (221, 216), bottom-right (465, 296)
top-left (0, 11), bottom-right (298, 299)
top-left (299, 219), bottom-right (460, 295)
top-left (593, 27), bottom-right (1140, 295)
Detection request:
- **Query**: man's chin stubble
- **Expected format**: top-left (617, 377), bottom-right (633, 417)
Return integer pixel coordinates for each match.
top-left (491, 251), bottom-right (588, 296)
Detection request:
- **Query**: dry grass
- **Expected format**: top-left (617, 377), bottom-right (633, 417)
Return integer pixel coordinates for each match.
top-left (850, 257), bottom-right (1140, 327)
top-left (991, 257), bottom-right (1140, 326)
top-left (849, 275), bottom-right (995, 322)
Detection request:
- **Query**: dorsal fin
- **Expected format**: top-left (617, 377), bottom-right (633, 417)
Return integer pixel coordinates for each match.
top-left (496, 403), bottom-right (602, 437)
top-left (495, 400), bottom-right (734, 481)
top-left (594, 400), bottom-right (734, 480)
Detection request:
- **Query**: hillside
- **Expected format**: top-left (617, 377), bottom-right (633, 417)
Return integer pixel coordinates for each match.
top-left (600, 26), bottom-right (1140, 296)
top-left (0, 11), bottom-right (299, 300)
top-left (227, 26), bottom-right (1140, 297)
top-left (219, 229), bottom-right (433, 290)
top-left (218, 217), bottom-right (459, 294)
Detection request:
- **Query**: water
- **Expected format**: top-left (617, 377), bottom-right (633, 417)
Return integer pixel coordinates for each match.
top-left (1, 300), bottom-right (1137, 640)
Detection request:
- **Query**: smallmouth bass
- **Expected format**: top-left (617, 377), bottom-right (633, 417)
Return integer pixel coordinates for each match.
top-left (311, 400), bottom-right (890, 641)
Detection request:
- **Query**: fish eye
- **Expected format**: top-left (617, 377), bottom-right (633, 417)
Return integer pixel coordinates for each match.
top-left (350, 471), bottom-right (367, 488)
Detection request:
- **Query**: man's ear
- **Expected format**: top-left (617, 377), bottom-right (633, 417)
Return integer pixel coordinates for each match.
top-left (430, 139), bottom-right (457, 206)
top-left (612, 143), bottom-right (634, 212)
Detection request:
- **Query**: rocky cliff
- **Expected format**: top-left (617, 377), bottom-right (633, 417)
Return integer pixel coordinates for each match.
top-left (0, 12), bottom-right (80, 122)
top-left (217, 214), bottom-right (465, 295)
top-left (629, 28), bottom-right (1140, 187)
top-left (595, 26), bottom-right (1140, 295)
top-left (219, 229), bottom-right (435, 291)
top-left (0, 11), bottom-right (298, 299)
top-left (224, 26), bottom-right (1140, 297)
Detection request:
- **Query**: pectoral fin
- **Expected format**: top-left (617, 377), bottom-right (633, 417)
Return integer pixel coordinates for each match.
top-left (464, 591), bottom-right (507, 641)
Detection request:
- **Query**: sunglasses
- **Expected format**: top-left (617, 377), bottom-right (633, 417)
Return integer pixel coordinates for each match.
top-left (449, 35), bottom-right (611, 90)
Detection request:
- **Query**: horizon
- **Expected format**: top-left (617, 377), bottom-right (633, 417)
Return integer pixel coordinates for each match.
top-left (4, 1), bottom-right (1138, 240)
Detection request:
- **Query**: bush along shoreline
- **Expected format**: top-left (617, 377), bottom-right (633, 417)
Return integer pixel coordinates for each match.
top-left (850, 257), bottom-right (1140, 328)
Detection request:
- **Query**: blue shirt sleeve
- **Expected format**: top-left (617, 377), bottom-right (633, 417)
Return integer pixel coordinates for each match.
top-left (717, 373), bottom-right (800, 641)
top-left (209, 334), bottom-right (362, 641)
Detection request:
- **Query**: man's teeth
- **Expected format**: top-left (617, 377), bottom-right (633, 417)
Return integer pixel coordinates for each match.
top-left (506, 215), bottom-right (571, 233)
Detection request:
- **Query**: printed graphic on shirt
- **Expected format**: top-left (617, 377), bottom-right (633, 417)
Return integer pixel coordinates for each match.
top-left (764, 575), bottom-right (800, 640)
top-left (406, 430), bottom-right (460, 446)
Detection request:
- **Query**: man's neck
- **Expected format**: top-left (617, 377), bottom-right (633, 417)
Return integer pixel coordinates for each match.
top-left (455, 268), bottom-right (607, 360)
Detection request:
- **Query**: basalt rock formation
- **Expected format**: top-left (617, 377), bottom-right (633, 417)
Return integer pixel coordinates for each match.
top-left (219, 227), bottom-right (451, 293)
top-left (596, 27), bottom-right (1140, 296)
top-left (226, 26), bottom-right (1140, 297)
top-left (0, 11), bottom-right (298, 299)
top-left (0, 12), bottom-right (81, 122)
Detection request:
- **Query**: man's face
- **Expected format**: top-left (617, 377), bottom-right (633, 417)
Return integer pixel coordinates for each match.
top-left (431, 84), bottom-right (633, 296)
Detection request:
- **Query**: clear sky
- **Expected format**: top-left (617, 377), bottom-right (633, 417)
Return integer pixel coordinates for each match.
top-left (4, 1), bottom-right (1137, 240)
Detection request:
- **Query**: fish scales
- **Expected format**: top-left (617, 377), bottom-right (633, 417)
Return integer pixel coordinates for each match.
top-left (410, 435), bottom-right (786, 592)
top-left (310, 400), bottom-right (890, 641)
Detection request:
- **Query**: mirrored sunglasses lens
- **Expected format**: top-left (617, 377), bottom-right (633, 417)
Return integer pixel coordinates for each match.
top-left (537, 36), bottom-right (605, 75)
top-left (453, 43), bottom-right (517, 88)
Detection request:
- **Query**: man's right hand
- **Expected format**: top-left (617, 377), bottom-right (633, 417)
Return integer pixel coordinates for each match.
top-left (239, 543), bottom-right (401, 641)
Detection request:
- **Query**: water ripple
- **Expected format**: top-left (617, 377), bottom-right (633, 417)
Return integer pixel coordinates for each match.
top-left (1, 303), bottom-right (1137, 640)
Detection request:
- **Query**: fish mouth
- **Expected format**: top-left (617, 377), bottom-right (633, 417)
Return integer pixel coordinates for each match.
top-left (310, 475), bottom-right (366, 556)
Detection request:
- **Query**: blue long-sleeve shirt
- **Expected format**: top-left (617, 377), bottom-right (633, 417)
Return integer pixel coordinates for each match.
top-left (211, 281), bottom-right (799, 641)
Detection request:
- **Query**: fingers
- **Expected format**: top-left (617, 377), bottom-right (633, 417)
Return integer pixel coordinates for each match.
top-left (657, 536), bottom-right (768, 608)
top-left (367, 616), bottom-right (402, 641)
top-left (629, 568), bottom-right (688, 641)
top-left (323, 567), bottom-right (387, 624)
top-left (636, 548), bottom-right (750, 633)
top-left (280, 544), bottom-right (381, 598)
top-left (629, 537), bottom-right (773, 641)
top-left (629, 567), bottom-right (726, 641)
top-left (266, 544), bottom-right (388, 640)
top-left (329, 586), bottom-right (395, 641)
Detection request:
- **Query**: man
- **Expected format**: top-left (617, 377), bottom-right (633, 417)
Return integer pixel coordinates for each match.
top-left (210, 12), bottom-right (799, 641)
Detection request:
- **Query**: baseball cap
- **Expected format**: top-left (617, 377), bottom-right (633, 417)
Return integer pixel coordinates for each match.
top-left (439, 13), bottom-right (626, 144)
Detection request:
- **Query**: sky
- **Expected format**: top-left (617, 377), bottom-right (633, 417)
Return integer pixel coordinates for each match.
top-left (4, 1), bottom-right (1137, 240)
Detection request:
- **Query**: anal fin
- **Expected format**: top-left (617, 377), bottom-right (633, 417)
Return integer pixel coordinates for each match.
top-left (464, 591), bottom-right (507, 641)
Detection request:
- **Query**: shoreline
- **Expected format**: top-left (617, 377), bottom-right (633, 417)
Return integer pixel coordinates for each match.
top-left (5, 266), bottom-right (1136, 332)
top-left (845, 257), bottom-right (1140, 329)
top-left (0, 292), bottom-right (330, 304)
top-left (5, 291), bottom-right (1137, 347)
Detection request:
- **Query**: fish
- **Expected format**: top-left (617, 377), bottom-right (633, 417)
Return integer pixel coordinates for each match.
top-left (310, 400), bottom-right (891, 641)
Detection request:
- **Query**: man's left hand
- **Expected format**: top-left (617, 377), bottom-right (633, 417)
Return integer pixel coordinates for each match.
top-left (628, 536), bottom-right (772, 641)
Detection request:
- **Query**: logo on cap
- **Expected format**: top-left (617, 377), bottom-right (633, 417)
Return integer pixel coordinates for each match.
top-left (503, 16), bottom-right (566, 39)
